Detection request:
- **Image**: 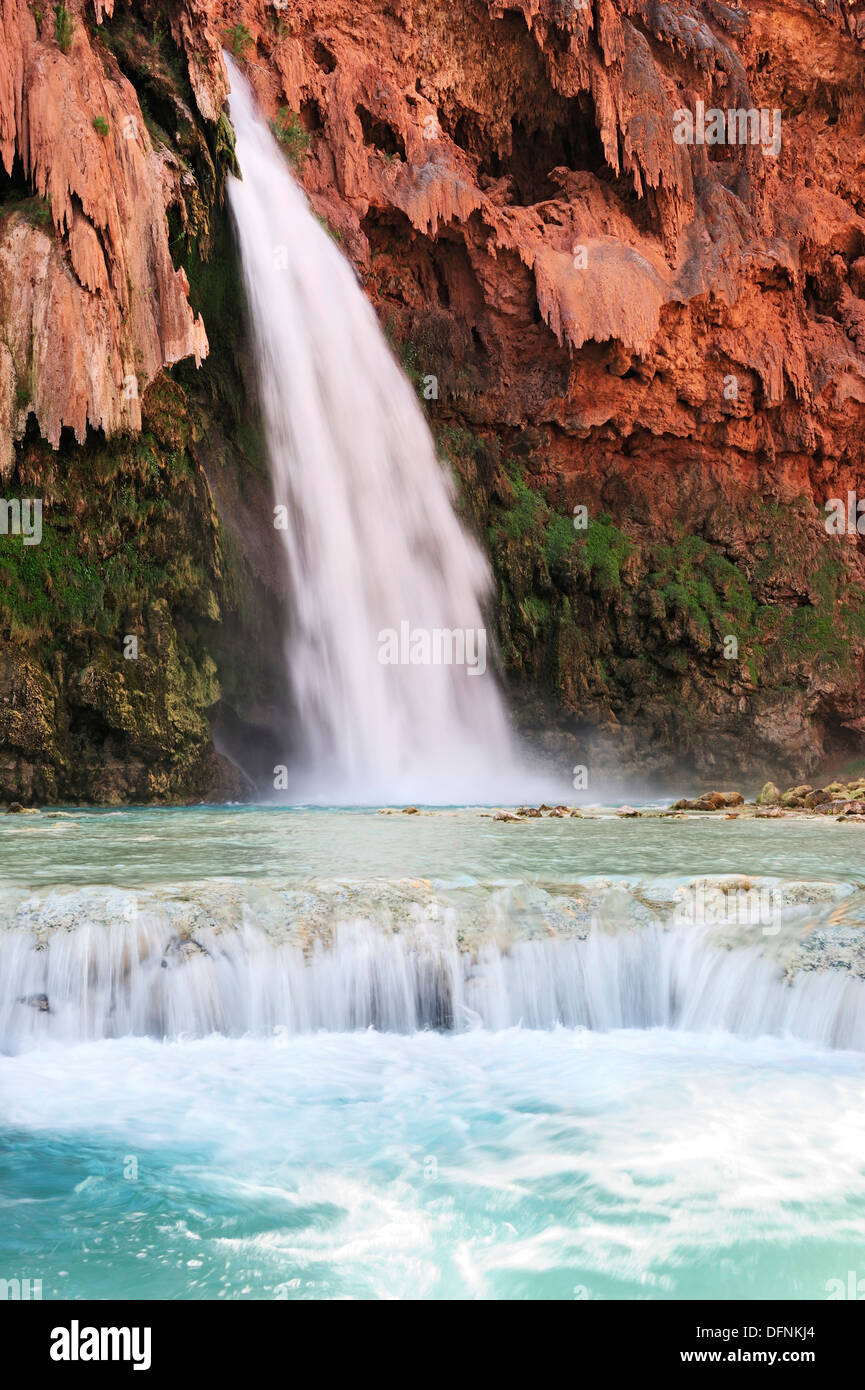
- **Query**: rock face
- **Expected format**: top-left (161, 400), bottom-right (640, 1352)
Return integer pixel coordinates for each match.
top-left (209, 0), bottom-right (865, 784)
top-left (3, 0), bottom-right (865, 799)
top-left (0, 0), bottom-right (208, 473)
top-left (0, 2), bottom-right (285, 803)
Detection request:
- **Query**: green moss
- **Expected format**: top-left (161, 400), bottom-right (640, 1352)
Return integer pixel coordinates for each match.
top-left (580, 517), bottom-right (633, 592)
top-left (543, 514), bottom-right (576, 569)
top-left (92, 116), bottom-right (109, 137)
top-left (647, 535), bottom-right (758, 653)
top-left (777, 553), bottom-right (865, 671)
top-left (496, 471), bottom-right (546, 542)
top-left (0, 194), bottom-right (52, 229)
top-left (0, 396), bottom-right (222, 650)
top-left (522, 596), bottom-right (550, 631)
top-left (270, 109), bottom-right (311, 170)
top-left (215, 113), bottom-right (240, 181)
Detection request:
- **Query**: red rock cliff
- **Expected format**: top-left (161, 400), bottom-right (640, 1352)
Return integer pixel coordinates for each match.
top-left (2, 0), bottom-right (865, 796)
top-left (210, 0), bottom-right (865, 782)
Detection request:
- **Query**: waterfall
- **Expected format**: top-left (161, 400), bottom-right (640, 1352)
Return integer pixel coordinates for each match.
top-left (225, 58), bottom-right (535, 804)
top-left (3, 915), bottom-right (865, 1051)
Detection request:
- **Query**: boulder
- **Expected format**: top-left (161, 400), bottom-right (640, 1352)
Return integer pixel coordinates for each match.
top-left (670, 790), bottom-right (744, 812)
top-left (804, 789), bottom-right (831, 808)
top-left (756, 782), bottom-right (782, 806)
top-left (781, 784), bottom-right (813, 806)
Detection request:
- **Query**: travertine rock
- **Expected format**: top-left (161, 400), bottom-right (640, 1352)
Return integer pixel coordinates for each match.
top-left (0, 0), bottom-right (207, 472)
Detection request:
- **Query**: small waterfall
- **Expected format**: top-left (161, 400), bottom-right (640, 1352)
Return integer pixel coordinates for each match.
top-left (3, 916), bottom-right (865, 1051)
top-left (225, 58), bottom-right (531, 804)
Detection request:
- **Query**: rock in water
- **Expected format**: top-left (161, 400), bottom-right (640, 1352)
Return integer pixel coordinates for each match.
top-left (757, 783), bottom-right (782, 806)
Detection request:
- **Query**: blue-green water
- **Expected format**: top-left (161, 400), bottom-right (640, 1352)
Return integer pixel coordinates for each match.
top-left (1, 807), bottom-right (864, 1300)
top-left (3, 1029), bottom-right (864, 1300)
top-left (1, 802), bottom-right (863, 885)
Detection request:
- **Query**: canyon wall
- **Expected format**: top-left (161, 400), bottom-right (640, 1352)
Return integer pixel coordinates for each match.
top-left (1, 0), bottom-right (865, 798)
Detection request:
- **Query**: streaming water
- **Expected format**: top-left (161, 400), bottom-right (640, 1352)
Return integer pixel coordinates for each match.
top-left (2, 806), bottom-right (865, 1298)
top-left (225, 58), bottom-right (524, 803)
top-left (3, 57), bottom-right (864, 1299)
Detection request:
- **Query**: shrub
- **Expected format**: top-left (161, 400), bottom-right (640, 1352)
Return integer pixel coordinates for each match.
top-left (225, 24), bottom-right (253, 59)
top-left (269, 108), bottom-right (311, 170)
top-left (53, 3), bottom-right (73, 53)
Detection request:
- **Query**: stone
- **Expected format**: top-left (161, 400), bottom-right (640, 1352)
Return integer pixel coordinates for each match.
top-left (756, 783), bottom-right (782, 806)
top-left (804, 789), bottom-right (832, 808)
top-left (781, 785), bottom-right (813, 806)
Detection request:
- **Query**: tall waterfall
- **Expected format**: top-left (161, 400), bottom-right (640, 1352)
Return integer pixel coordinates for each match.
top-left (225, 59), bottom-right (530, 804)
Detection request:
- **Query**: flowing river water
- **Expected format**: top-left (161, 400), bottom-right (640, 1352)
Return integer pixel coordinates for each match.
top-left (1, 806), bottom-right (864, 1300)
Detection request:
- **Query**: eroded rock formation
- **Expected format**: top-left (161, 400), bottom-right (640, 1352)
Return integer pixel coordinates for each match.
top-left (0, 0), bottom-right (207, 471)
top-left (2, 0), bottom-right (865, 797)
top-left (213, 0), bottom-right (865, 783)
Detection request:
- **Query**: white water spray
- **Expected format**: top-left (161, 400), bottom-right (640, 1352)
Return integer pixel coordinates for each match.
top-left (3, 914), bottom-right (865, 1051)
top-left (225, 59), bottom-right (537, 803)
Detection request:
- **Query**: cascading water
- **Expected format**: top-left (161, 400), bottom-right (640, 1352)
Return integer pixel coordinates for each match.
top-left (4, 900), bottom-right (865, 1050)
top-left (225, 58), bottom-right (535, 804)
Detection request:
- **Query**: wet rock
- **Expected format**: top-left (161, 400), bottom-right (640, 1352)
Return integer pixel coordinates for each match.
top-left (757, 782), bottom-right (782, 806)
top-left (402, 806), bottom-right (419, 815)
top-left (669, 791), bottom-right (743, 812)
top-left (781, 785), bottom-right (813, 807)
top-left (17, 993), bottom-right (50, 1012)
top-left (616, 806), bottom-right (641, 817)
top-left (6, 802), bottom-right (23, 813)
top-left (493, 810), bottom-right (523, 822)
top-left (804, 789), bottom-right (831, 808)
top-left (824, 782), bottom-right (850, 798)
top-left (517, 806), bottom-right (543, 818)
top-left (161, 935), bottom-right (212, 968)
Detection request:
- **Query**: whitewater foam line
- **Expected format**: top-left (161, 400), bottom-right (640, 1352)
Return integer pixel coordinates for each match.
top-left (225, 57), bottom-right (552, 803)
top-left (2, 916), bottom-right (865, 1050)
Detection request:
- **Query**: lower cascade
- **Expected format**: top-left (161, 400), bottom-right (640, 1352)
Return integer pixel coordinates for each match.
top-left (225, 57), bottom-right (524, 804)
top-left (3, 915), bottom-right (865, 1051)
